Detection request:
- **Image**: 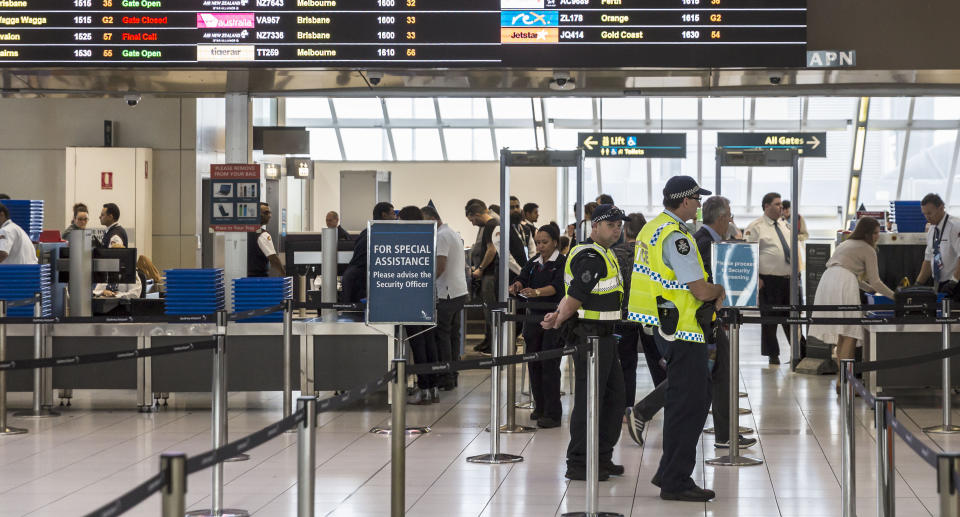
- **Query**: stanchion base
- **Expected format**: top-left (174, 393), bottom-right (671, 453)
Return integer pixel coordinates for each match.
top-left (0, 426), bottom-right (27, 435)
top-left (561, 512), bottom-right (623, 517)
top-left (12, 409), bottom-right (59, 418)
top-left (703, 426), bottom-right (753, 435)
top-left (739, 392), bottom-right (748, 397)
top-left (370, 426), bottom-right (431, 435)
top-left (923, 424), bottom-right (960, 434)
top-left (498, 424), bottom-right (537, 434)
top-left (738, 408), bottom-right (752, 415)
top-left (705, 454), bottom-right (763, 467)
top-left (186, 508), bottom-right (250, 517)
top-left (515, 401), bottom-right (535, 409)
top-left (466, 453), bottom-right (523, 464)
top-left (224, 453), bottom-right (250, 462)
top-left (520, 391), bottom-right (531, 397)
top-left (137, 405), bottom-right (158, 414)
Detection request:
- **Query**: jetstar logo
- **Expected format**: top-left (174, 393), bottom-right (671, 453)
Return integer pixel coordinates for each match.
top-left (500, 27), bottom-right (558, 43)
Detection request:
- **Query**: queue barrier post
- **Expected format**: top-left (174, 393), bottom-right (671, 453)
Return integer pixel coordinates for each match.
top-left (390, 352), bottom-right (406, 517)
top-left (14, 293), bottom-right (58, 419)
top-left (939, 453), bottom-right (960, 517)
top-left (187, 310), bottom-right (249, 517)
top-left (0, 300), bottom-right (26, 436)
top-left (561, 336), bottom-right (622, 517)
top-left (925, 298), bottom-right (960, 434)
top-left (283, 299), bottom-right (294, 425)
top-left (297, 396), bottom-right (317, 517)
top-left (840, 359), bottom-right (856, 517)
top-left (160, 452), bottom-right (187, 517)
top-left (468, 309), bottom-right (523, 465)
top-left (706, 309), bottom-right (761, 467)
top-left (875, 396), bottom-right (895, 517)
top-left (502, 298), bottom-right (534, 433)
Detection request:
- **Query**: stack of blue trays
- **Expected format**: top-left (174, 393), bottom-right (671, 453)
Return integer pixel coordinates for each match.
top-left (891, 201), bottom-right (926, 233)
top-left (232, 277), bottom-right (292, 322)
top-left (164, 269), bottom-right (224, 316)
top-left (0, 264), bottom-right (52, 317)
top-left (1, 200), bottom-right (44, 241)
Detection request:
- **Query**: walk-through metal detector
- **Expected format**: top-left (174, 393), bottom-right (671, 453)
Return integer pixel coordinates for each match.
top-left (715, 148), bottom-right (803, 370)
top-left (499, 149), bottom-right (585, 301)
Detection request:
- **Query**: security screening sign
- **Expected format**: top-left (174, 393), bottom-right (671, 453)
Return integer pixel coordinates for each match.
top-left (717, 132), bottom-right (827, 158)
top-left (579, 132), bottom-right (687, 158)
top-left (711, 242), bottom-right (759, 307)
top-left (366, 221), bottom-right (437, 324)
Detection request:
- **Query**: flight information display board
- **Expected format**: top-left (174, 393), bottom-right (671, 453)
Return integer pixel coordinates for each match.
top-left (0, 0), bottom-right (805, 67)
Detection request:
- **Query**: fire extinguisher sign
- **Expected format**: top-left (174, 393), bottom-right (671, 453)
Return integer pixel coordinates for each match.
top-left (101, 171), bottom-right (113, 190)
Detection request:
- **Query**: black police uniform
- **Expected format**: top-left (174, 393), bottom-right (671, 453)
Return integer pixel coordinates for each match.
top-left (565, 238), bottom-right (625, 476)
top-left (247, 228), bottom-right (270, 277)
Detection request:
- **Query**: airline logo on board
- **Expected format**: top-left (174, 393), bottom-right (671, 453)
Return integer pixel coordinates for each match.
top-left (500, 10), bottom-right (558, 27)
top-left (500, 27), bottom-right (558, 43)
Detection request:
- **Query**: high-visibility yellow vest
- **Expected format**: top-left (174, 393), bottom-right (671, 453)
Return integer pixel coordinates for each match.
top-left (563, 242), bottom-right (624, 321)
top-left (627, 212), bottom-right (708, 343)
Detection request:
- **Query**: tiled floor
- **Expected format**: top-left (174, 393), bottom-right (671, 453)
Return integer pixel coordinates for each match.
top-left (1, 325), bottom-right (958, 516)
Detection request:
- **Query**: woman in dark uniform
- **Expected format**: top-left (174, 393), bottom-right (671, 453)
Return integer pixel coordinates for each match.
top-left (509, 223), bottom-right (566, 428)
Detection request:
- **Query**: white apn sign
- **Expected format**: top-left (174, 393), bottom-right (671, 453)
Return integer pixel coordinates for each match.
top-left (807, 50), bottom-right (856, 68)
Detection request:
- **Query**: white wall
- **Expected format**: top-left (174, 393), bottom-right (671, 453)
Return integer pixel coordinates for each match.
top-left (0, 97), bottom-right (197, 270)
top-left (311, 161), bottom-right (559, 241)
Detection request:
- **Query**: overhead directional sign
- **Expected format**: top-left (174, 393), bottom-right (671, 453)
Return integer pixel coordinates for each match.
top-left (717, 132), bottom-right (827, 158)
top-left (578, 133), bottom-right (686, 158)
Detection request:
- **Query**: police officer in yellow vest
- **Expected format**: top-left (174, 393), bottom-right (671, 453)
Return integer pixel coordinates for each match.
top-left (629, 176), bottom-right (726, 502)
top-left (542, 204), bottom-right (629, 481)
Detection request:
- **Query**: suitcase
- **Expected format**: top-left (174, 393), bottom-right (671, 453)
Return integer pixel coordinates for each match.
top-left (894, 286), bottom-right (937, 318)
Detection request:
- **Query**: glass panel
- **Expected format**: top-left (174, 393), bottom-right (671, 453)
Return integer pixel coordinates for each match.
top-left (490, 98), bottom-right (534, 121)
top-left (340, 128), bottom-right (388, 160)
top-left (801, 128), bottom-right (854, 212)
top-left (596, 159), bottom-right (648, 214)
top-left (392, 129), bottom-right (412, 161)
top-left (385, 98), bottom-right (436, 120)
top-left (900, 130), bottom-right (958, 200)
top-left (701, 131), bottom-right (719, 193)
top-left (868, 98), bottom-right (911, 120)
top-left (859, 130), bottom-right (906, 209)
top-left (807, 97), bottom-right (857, 119)
top-left (445, 129), bottom-right (494, 161)
top-left (437, 98), bottom-right (489, 120)
top-left (332, 98), bottom-right (383, 120)
top-left (496, 128), bottom-right (537, 152)
top-left (702, 97), bottom-right (747, 120)
top-left (307, 128), bottom-right (342, 160)
top-left (413, 129), bottom-right (444, 160)
top-left (914, 97), bottom-right (960, 121)
top-left (649, 98), bottom-right (698, 120)
top-left (597, 98), bottom-right (645, 120)
top-left (567, 164), bottom-right (599, 221)
top-left (548, 127), bottom-right (582, 150)
top-left (285, 97), bottom-right (332, 120)
top-left (752, 168), bottom-right (794, 212)
top-left (755, 97), bottom-right (802, 121)
top-left (547, 97), bottom-right (594, 119)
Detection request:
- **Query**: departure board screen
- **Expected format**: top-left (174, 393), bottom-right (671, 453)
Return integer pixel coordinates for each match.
top-left (0, 0), bottom-right (805, 67)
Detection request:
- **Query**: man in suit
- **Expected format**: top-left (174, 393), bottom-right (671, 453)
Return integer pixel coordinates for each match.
top-left (98, 203), bottom-right (128, 248)
top-left (694, 196), bottom-right (756, 449)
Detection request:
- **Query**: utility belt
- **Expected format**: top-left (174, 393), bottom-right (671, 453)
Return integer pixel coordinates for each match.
top-left (656, 296), bottom-right (718, 345)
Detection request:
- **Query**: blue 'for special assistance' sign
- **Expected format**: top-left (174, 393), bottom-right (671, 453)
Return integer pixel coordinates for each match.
top-left (366, 221), bottom-right (437, 324)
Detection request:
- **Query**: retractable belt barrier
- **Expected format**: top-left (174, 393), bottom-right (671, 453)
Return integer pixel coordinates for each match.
top-left (0, 339), bottom-right (217, 371)
top-left (0, 304), bottom-right (284, 325)
top-left (407, 343), bottom-right (586, 376)
top-left (84, 369), bottom-right (395, 517)
top-left (3, 298), bottom-right (37, 308)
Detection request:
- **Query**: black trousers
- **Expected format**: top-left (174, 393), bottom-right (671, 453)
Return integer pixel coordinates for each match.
top-left (654, 331), bottom-right (711, 493)
top-left (435, 295), bottom-right (466, 384)
top-left (567, 325), bottom-right (624, 469)
top-left (759, 274), bottom-right (807, 358)
top-left (615, 323), bottom-right (640, 407)
top-left (479, 274), bottom-right (498, 346)
top-left (639, 329), bottom-right (666, 386)
top-left (633, 329), bottom-right (731, 440)
top-left (408, 325), bottom-right (438, 389)
top-left (522, 316), bottom-right (562, 421)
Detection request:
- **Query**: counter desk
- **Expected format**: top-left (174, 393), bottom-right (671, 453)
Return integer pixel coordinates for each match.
top-left (3, 314), bottom-right (393, 411)
top-left (867, 321), bottom-right (960, 395)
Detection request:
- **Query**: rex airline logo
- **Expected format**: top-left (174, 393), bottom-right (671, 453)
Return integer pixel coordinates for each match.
top-left (500, 10), bottom-right (558, 27)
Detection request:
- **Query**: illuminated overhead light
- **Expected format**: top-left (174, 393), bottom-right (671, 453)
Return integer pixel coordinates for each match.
top-left (858, 97), bottom-right (870, 123)
top-left (847, 176), bottom-right (860, 216)
top-left (852, 126), bottom-right (866, 171)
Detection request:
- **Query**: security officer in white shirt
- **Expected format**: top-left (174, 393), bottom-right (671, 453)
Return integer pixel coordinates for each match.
top-left (915, 193), bottom-right (960, 290)
top-left (0, 203), bottom-right (38, 265)
top-left (744, 192), bottom-right (805, 365)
